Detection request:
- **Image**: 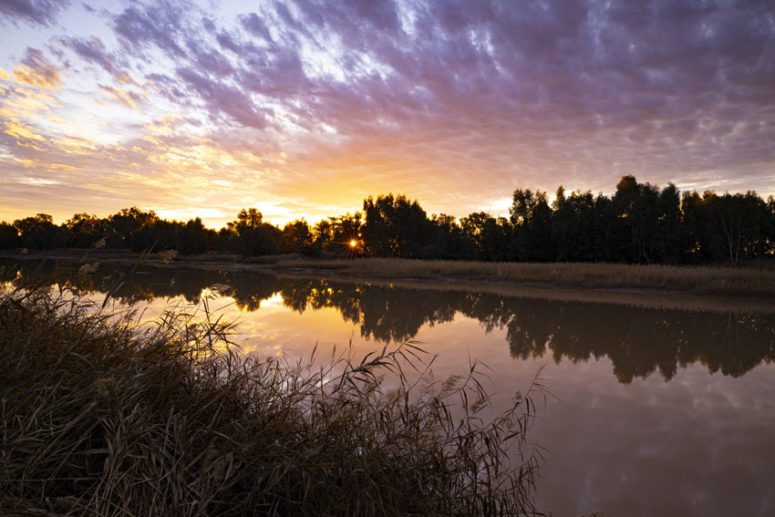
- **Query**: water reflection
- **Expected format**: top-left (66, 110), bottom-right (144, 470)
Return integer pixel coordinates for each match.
top-left (3, 259), bottom-right (773, 384)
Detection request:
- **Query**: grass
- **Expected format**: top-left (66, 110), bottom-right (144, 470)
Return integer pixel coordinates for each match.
top-left (270, 258), bottom-right (775, 298)
top-left (4, 249), bottom-right (773, 299)
top-left (0, 287), bottom-right (543, 516)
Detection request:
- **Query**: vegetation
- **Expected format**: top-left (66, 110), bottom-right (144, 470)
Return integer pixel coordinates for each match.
top-left (269, 258), bottom-right (775, 298)
top-left (1, 176), bottom-right (773, 265)
top-left (0, 288), bottom-right (542, 516)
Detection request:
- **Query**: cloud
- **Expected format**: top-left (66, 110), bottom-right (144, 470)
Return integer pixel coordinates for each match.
top-left (17, 176), bottom-right (62, 186)
top-left (240, 13), bottom-right (273, 42)
top-left (113, 1), bottom-right (188, 58)
top-left (98, 84), bottom-right (144, 109)
top-left (176, 68), bottom-right (268, 129)
top-left (1, 0), bottom-right (775, 226)
top-left (3, 119), bottom-right (45, 142)
top-left (0, 0), bottom-right (70, 26)
top-left (12, 48), bottom-right (60, 88)
top-left (61, 36), bottom-right (132, 82)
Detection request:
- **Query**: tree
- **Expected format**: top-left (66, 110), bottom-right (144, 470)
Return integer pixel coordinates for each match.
top-left (128, 217), bottom-right (213, 255)
top-left (282, 220), bottom-right (314, 255)
top-left (426, 214), bottom-right (470, 259)
top-left (109, 207), bottom-right (158, 247)
top-left (654, 183), bottom-right (684, 263)
top-left (3, 178), bottom-right (773, 264)
top-left (13, 214), bottom-right (67, 249)
top-left (180, 218), bottom-right (212, 255)
top-left (611, 176), bottom-right (662, 263)
top-left (65, 213), bottom-right (104, 248)
top-left (312, 219), bottom-right (334, 255)
top-left (460, 212), bottom-right (510, 261)
top-left (311, 214), bottom-right (363, 256)
top-left (362, 195), bottom-right (430, 258)
top-left (710, 192), bottom-right (770, 265)
top-left (226, 209), bottom-right (281, 256)
top-left (0, 222), bottom-right (19, 249)
top-left (509, 189), bottom-right (554, 261)
top-left (552, 188), bottom-right (600, 261)
top-left (680, 191), bottom-right (710, 263)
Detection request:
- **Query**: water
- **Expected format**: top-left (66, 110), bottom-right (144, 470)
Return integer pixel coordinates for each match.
top-left (3, 260), bottom-right (774, 516)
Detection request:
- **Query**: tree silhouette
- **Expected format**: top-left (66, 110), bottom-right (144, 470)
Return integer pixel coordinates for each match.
top-left (509, 189), bottom-right (554, 261)
top-left (13, 214), bottom-right (67, 249)
top-left (0, 223), bottom-right (20, 250)
top-left (282, 220), bottom-right (314, 255)
top-left (225, 209), bottom-right (281, 256)
top-left (65, 213), bottom-right (105, 248)
top-left (128, 217), bottom-right (214, 254)
top-left (107, 207), bottom-right (158, 248)
top-left (363, 195), bottom-right (430, 258)
top-left (1, 176), bottom-right (772, 263)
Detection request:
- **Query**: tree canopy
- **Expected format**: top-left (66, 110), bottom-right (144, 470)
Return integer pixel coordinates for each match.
top-left (1, 176), bottom-right (773, 265)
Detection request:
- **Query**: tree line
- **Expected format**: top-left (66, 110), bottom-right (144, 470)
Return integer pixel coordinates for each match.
top-left (1, 176), bottom-right (773, 265)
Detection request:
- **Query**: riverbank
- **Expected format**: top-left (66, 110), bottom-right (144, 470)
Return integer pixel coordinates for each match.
top-left (2, 249), bottom-right (774, 312)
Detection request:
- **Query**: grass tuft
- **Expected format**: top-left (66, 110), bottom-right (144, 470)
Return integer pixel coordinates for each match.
top-left (0, 288), bottom-right (542, 516)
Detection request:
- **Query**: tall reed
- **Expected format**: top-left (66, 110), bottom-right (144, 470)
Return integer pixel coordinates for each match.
top-left (0, 287), bottom-right (543, 516)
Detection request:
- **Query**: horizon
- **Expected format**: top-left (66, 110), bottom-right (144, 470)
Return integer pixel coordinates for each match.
top-left (1, 1), bottom-right (774, 228)
top-left (3, 178), bottom-right (773, 230)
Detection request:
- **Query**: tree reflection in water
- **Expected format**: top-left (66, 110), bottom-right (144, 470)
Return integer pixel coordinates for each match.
top-left (3, 259), bottom-right (773, 384)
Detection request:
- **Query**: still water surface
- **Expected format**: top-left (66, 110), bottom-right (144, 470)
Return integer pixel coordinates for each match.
top-left (3, 260), bottom-right (774, 516)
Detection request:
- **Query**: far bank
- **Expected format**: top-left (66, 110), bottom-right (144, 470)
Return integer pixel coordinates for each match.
top-left (2, 250), bottom-right (773, 313)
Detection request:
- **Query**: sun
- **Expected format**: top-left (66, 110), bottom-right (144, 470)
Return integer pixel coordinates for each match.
top-left (349, 239), bottom-right (358, 248)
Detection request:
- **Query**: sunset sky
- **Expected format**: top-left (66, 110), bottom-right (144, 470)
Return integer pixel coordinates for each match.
top-left (1, 0), bottom-right (773, 227)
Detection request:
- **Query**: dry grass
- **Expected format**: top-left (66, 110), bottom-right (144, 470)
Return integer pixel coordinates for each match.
top-left (0, 288), bottom-right (542, 516)
top-left (271, 258), bottom-right (775, 298)
top-left (6, 249), bottom-right (770, 300)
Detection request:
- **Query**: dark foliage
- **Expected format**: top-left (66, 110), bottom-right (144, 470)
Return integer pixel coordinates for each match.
top-left (0, 223), bottom-right (19, 250)
top-left (2, 176), bottom-right (773, 264)
top-left (129, 218), bottom-right (215, 254)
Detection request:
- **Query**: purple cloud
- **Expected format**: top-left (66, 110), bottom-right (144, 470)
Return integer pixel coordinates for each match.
top-left (176, 68), bottom-right (268, 129)
top-left (113, 1), bottom-right (188, 58)
top-left (61, 36), bottom-right (131, 81)
top-left (0, 0), bottom-right (69, 26)
top-left (240, 13), bottom-right (273, 42)
top-left (92, 0), bottom-right (774, 193)
top-left (2, 0), bottom-right (775, 226)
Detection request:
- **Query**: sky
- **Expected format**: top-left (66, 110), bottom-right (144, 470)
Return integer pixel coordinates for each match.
top-left (0, 0), bottom-right (774, 228)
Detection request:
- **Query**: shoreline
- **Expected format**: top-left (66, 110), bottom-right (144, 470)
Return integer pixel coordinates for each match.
top-left (2, 250), bottom-right (774, 313)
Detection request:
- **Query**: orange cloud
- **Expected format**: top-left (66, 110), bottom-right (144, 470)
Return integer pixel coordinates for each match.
top-left (3, 120), bottom-right (44, 142)
top-left (99, 85), bottom-right (144, 109)
top-left (12, 65), bottom-right (59, 88)
top-left (12, 48), bottom-right (60, 88)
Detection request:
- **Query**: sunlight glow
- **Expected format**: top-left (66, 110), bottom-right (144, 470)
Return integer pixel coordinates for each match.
top-left (0, 0), bottom-right (773, 225)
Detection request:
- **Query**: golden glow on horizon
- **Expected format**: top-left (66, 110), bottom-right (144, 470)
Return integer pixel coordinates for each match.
top-left (2, 59), bottom-right (771, 230)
